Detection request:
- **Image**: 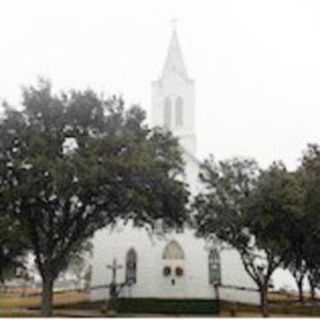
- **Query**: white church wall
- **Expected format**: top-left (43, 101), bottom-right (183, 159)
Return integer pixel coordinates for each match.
top-left (90, 222), bottom-right (259, 304)
top-left (182, 152), bottom-right (202, 196)
top-left (220, 248), bottom-right (256, 289)
top-left (90, 223), bottom-right (217, 301)
top-left (219, 248), bottom-right (260, 305)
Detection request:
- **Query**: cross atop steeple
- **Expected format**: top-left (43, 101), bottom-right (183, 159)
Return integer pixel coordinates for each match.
top-left (161, 25), bottom-right (188, 79)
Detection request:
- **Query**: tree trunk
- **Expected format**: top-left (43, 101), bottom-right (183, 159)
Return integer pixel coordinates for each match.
top-left (291, 270), bottom-right (305, 303)
top-left (259, 285), bottom-right (269, 317)
top-left (308, 274), bottom-right (316, 302)
top-left (41, 276), bottom-right (54, 316)
top-left (297, 278), bottom-right (304, 303)
top-left (310, 285), bottom-right (316, 301)
top-left (214, 284), bottom-right (221, 315)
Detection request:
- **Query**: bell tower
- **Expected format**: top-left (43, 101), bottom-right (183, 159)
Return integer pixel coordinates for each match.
top-left (151, 25), bottom-right (196, 155)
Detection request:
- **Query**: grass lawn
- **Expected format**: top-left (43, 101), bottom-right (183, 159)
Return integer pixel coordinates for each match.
top-left (1, 289), bottom-right (320, 317)
top-left (0, 290), bottom-right (89, 317)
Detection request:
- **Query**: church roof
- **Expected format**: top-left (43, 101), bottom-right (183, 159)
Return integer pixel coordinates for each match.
top-left (162, 29), bottom-right (188, 80)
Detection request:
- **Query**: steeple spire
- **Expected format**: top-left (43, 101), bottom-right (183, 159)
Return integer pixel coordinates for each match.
top-left (152, 23), bottom-right (196, 155)
top-left (162, 24), bottom-right (188, 79)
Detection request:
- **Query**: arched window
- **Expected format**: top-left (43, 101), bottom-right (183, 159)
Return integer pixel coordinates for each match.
top-left (125, 248), bottom-right (137, 284)
top-left (163, 240), bottom-right (184, 260)
top-left (175, 96), bottom-right (183, 126)
top-left (208, 249), bottom-right (221, 285)
top-left (164, 97), bottom-right (172, 129)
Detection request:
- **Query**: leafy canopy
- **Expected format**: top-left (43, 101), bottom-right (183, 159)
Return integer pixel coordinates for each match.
top-left (0, 79), bottom-right (189, 314)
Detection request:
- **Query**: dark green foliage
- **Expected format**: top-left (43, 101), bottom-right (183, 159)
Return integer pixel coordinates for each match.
top-left (247, 162), bottom-right (304, 260)
top-left (298, 144), bottom-right (320, 300)
top-left (195, 156), bottom-right (258, 249)
top-left (0, 214), bottom-right (27, 286)
top-left (274, 168), bottom-right (308, 302)
top-left (0, 121), bottom-right (28, 285)
top-left (0, 79), bottom-right (189, 315)
top-left (194, 157), bottom-right (303, 316)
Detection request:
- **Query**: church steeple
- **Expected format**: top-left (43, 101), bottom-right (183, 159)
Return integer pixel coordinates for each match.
top-left (151, 25), bottom-right (196, 155)
top-left (162, 28), bottom-right (188, 80)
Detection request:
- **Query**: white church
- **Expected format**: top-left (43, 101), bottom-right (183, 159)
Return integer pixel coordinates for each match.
top-left (90, 28), bottom-right (259, 309)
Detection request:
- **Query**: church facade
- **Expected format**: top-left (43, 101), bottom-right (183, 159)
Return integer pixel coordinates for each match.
top-left (90, 29), bottom-right (259, 305)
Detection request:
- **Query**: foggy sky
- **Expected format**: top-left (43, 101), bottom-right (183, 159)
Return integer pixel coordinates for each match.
top-left (1, 0), bottom-right (320, 170)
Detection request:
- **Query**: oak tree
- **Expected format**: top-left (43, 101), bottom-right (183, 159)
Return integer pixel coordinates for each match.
top-left (0, 80), bottom-right (189, 315)
top-left (194, 158), bottom-right (302, 316)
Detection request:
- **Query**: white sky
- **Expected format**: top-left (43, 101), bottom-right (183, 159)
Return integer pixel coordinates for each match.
top-left (1, 0), bottom-right (320, 170)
